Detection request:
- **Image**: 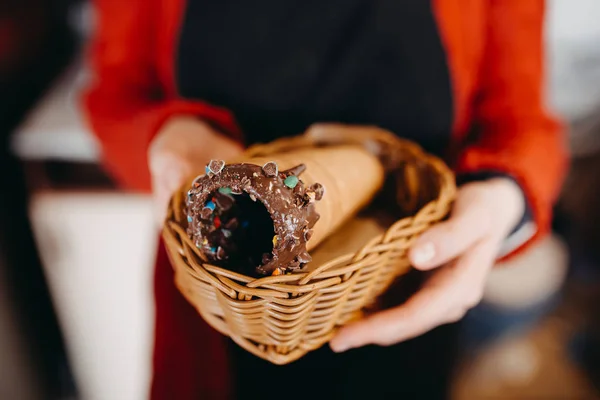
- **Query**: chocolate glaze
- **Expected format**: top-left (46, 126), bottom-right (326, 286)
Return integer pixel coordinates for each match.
top-left (186, 160), bottom-right (323, 276)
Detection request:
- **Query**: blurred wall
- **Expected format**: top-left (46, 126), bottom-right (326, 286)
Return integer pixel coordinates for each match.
top-left (547, 0), bottom-right (600, 155)
top-left (0, 0), bottom-right (80, 398)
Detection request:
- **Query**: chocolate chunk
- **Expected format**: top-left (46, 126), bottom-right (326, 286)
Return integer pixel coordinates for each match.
top-left (240, 177), bottom-right (251, 189)
top-left (215, 233), bottom-right (230, 248)
top-left (200, 207), bottom-right (213, 220)
top-left (261, 253), bottom-right (271, 265)
top-left (294, 196), bottom-right (305, 207)
top-left (208, 160), bottom-right (225, 175)
top-left (224, 218), bottom-right (239, 230)
top-left (311, 183), bottom-right (325, 201)
top-left (304, 191), bottom-right (316, 203)
top-left (293, 181), bottom-right (304, 195)
top-left (287, 261), bottom-right (302, 271)
top-left (281, 164), bottom-right (306, 178)
top-left (304, 228), bottom-right (313, 241)
top-left (297, 252), bottom-right (312, 263)
top-left (214, 193), bottom-right (234, 211)
top-left (262, 161), bottom-right (279, 177)
top-left (284, 238), bottom-right (297, 250)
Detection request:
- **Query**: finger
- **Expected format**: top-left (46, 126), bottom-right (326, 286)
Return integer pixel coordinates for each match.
top-left (150, 153), bottom-right (189, 189)
top-left (152, 167), bottom-right (185, 207)
top-left (409, 197), bottom-right (491, 270)
top-left (330, 279), bottom-right (448, 352)
top-left (424, 236), bottom-right (497, 311)
top-left (150, 156), bottom-right (190, 224)
top-left (451, 237), bottom-right (498, 307)
top-left (332, 239), bottom-right (498, 352)
top-left (151, 179), bottom-right (173, 226)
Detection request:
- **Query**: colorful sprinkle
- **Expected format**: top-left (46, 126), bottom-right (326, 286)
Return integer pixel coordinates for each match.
top-left (218, 187), bottom-right (232, 195)
top-left (284, 175), bottom-right (299, 189)
top-left (205, 166), bottom-right (211, 175)
top-left (205, 201), bottom-right (216, 211)
top-left (214, 216), bottom-right (221, 228)
top-left (272, 235), bottom-right (279, 247)
top-left (272, 268), bottom-right (283, 276)
top-left (210, 247), bottom-right (217, 253)
top-left (187, 215), bottom-right (193, 223)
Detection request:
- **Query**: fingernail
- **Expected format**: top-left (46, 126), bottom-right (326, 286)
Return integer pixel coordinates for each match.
top-left (412, 242), bottom-right (436, 266)
top-left (330, 340), bottom-right (350, 353)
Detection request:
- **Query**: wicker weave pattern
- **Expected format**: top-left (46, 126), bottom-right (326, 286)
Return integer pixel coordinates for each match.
top-left (162, 131), bottom-right (455, 364)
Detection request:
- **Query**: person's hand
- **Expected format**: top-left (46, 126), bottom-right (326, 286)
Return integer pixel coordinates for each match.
top-left (330, 177), bottom-right (525, 352)
top-left (148, 116), bottom-right (244, 224)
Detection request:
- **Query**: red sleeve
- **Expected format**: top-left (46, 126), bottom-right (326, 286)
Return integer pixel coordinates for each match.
top-left (82, 0), bottom-right (240, 192)
top-left (455, 0), bottom-right (569, 256)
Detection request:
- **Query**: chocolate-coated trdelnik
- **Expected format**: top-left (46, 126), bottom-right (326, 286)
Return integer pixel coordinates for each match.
top-left (186, 159), bottom-right (324, 276)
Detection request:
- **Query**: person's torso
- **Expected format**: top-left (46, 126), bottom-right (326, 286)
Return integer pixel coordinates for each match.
top-left (175, 0), bottom-right (455, 155)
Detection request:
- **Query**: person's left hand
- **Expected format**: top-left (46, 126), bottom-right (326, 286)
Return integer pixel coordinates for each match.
top-left (329, 176), bottom-right (525, 353)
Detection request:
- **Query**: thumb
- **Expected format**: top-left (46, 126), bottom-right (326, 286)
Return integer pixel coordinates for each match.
top-left (150, 151), bottom-right (191, 192)
top-left (409, 199), bottom-right (490, 271)
top-left (150, 153), bottom-right (190, 224)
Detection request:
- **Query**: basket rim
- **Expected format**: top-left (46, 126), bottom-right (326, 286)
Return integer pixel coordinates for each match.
top-left (163, 129), bottom-right (456, 294)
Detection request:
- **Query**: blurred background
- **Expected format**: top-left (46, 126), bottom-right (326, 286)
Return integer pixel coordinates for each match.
top-left (1, 0), bottom-right (600, 399)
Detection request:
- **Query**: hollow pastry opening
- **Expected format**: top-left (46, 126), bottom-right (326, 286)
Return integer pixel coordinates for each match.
top-left (187, 160), bottom-right (322, 276)
top-left (197, 189), bottom-right (275, 275)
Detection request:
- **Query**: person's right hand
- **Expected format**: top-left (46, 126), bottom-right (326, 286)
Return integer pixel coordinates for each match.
top-left (148, 116), bottom-right (244, 225)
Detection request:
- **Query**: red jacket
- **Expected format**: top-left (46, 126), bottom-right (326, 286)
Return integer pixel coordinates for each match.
top-left (82, 0), bottom-right (568, 398)
top-left (83, 0), bottom-right (567, 255)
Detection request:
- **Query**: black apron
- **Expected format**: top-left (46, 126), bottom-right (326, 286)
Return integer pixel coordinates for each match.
top-left (176, 1), bottom-right (457, 398)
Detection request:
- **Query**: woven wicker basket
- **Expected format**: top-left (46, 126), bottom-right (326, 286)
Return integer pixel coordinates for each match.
top-left (162, 129), bottom-right (456, 365)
